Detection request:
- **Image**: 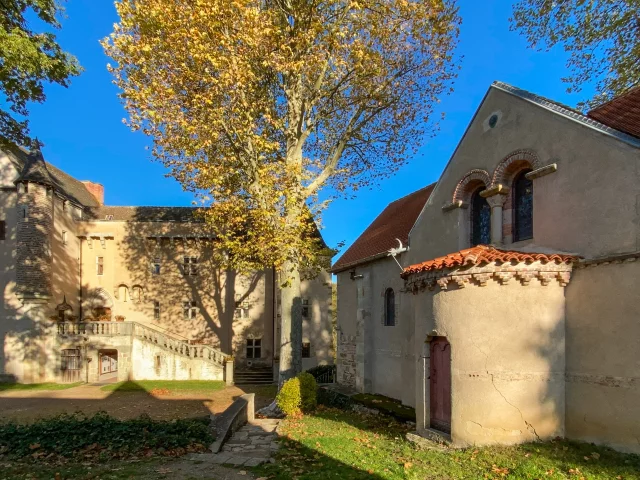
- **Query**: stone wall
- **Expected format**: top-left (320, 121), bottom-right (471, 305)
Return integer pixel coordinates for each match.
top-left (16, 183), bottom-right (53, 299)
top-left (337, 332), bottom-right (356, 387)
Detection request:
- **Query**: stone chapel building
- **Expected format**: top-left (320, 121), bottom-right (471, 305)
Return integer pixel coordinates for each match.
top-left (0, 146), bottom-right (332, 385)
top-left (332, 82), bottom-right (640, 453)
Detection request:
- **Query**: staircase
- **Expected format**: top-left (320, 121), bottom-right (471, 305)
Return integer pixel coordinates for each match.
top-left (56, 321), bottom-right (230, 382)
top-left (234, 366), bottom-right (274, 385)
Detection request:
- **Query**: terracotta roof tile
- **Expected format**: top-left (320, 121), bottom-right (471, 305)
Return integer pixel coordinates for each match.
top-left (587, 85), bottom-right (640, 139)
top-left (331, 183), bottom-right (435, 272)
top-left (401, 245), bottom-right (577, 278)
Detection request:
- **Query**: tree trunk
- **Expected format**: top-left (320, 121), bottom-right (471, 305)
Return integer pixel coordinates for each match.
top-left (278, 258), bottom-right (302, 387)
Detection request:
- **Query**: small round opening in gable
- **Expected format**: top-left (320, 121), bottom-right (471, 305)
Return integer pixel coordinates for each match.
top-left (488, 114), bottom-right (498, 128)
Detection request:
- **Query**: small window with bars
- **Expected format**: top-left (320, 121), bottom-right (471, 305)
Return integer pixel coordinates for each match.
top-left (154, 301), bottom-right (160, 320)
top-left (246, 338), bottom-right (262, 359)
top-left (183, 256), bottom-right (198, 276)
top-left (183, 301), bottom-right (197, 319)
top-left (302, 298), bottom-right (310, 320)
top-left (96, 256), bottom-right (104, 275)
top-left (302, 342), bottom-right (311, 358)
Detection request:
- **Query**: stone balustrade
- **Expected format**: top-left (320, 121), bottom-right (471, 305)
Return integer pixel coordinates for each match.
top-left (56, 320), bottom-right (227, 367)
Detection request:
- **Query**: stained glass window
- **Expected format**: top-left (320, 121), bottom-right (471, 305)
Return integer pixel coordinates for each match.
top-left (471, 188), bottom-right (491, 246)
top-left (514, 171), bottom-right (533, 241)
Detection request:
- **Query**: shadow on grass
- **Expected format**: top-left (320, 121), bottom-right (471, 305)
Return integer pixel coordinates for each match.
top-left (100, 379), bottom-right (226, 393)
top-left (0, 380), bottom-right (215, 423)
top-left (254, 408), bottom-right (640, 480)
top-left (0, 381), bottom-right (83, 392)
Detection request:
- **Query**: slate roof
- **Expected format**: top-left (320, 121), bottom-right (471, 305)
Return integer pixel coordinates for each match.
top-left (85, 206), bottom-right (204, 222)
top-left (5, 145), bottom-right (100, 207)
top-left (587, 85), bottom-right (640, 139)
top-left (330, 183), bottom-right (435, 273)
top-left (401, 245), bottom-right (578, 279)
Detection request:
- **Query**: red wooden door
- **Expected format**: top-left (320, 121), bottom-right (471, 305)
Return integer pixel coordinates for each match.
top-left (430, 337), bottom-right (451, 433)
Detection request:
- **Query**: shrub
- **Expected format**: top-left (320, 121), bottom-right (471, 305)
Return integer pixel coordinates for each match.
top-left (0, 412), bottom-right (212, 459)
top-left (276, 377), bottom-right (302, 416)
top-left (298, 372), bottom-right (317, 412)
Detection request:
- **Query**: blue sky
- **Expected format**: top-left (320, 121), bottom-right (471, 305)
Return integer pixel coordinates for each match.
top-left (27, 0), bottom-right (594, 260)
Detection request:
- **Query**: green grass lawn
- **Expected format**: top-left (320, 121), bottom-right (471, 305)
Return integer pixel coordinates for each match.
top-left (0, 382), bottom-right (83, 392)
top-left (100, 380), bottom-right (226, 393)
top-left (255, 408), bottom-right (640, 479)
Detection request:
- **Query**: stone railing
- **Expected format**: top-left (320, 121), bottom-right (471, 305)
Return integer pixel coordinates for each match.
top-left (57, 321), bottom-right (227, 367)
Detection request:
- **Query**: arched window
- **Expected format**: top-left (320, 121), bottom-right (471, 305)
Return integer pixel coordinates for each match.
top-left (384, 288), bottom-right (395, 327)
top-left (470, 187), bottom-right (491, 246)
top-left (513, 170), bottom-right (533, 241)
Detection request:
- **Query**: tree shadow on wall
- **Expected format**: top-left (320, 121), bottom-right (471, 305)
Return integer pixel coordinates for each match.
top-left (113, 209), bottom-right (267, 358)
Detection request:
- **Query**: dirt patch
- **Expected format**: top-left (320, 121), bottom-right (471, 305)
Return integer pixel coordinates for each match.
top-left (0, 384), bottom-right (276, 423)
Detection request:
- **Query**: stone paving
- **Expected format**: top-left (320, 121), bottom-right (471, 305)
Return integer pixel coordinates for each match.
top-left (189, 419), bottom-right (280, 467)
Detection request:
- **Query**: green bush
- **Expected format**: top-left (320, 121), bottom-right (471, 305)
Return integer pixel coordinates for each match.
top-left (298, 372), bottom-right (317, 412)
top-left (0, 412), bottom-right (213, 459)
top-left (276, 377), bottom-right (302, 416)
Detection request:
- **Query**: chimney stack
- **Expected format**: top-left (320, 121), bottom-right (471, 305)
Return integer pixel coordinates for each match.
top-left (82, 181), bottom-right (104, 205)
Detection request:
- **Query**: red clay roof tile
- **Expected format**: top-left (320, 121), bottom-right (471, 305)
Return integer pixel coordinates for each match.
top-left (331, 183), bottom-right (435, 272)
top-left (587, 85), bottom-right (640, 139)
top-left (401, 245), bottom-right (577, 278)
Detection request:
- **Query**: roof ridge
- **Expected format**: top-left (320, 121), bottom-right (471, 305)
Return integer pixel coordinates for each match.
top-left (491, 81), bottom-right (640, 148)
top-left (387, 182), bottom-right (437, 205)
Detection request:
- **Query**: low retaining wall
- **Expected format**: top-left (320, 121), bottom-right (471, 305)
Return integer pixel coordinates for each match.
top-left (209, 393), bottom-right (255, 453)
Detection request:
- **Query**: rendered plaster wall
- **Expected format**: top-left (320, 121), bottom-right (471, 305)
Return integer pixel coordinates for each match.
top-left (131, 337), bottom-right (223, 381)
top-left (78, 221), bottom-right (274, 361)
top-left (407, 87), bottom-right (640, 266)
top-left (367, 256), bottom-right (415, 406)
top-left (0, 155), bottom-right (21, 379)
top-left (300, 269), bottom-right (333, 370)
top-left (335, 259), bottom-right (416, 407)
top-left (565, 260), bottom-right (640, 454)
top-left (413, 279), bottom-right (566, 447)
top-left (49, 195), bottom-right (82, 320)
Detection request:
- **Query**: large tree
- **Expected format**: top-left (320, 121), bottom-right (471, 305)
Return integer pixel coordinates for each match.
top-left (511, 0), bottom-right (640, 109)
top-left (0, 0), bottom-right (81, 147)
top-left (104, 0), bottom-right (460, 385)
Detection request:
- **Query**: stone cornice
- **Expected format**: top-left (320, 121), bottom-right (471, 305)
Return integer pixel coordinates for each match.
top-left (404, 260), bottom-right (573, 294)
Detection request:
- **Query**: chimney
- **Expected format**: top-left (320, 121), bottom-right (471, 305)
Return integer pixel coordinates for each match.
top-left (82, 181), bottom-right (104, 205)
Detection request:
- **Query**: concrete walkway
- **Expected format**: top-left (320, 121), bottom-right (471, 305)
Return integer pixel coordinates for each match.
top-left (190, 419), bottom-right (280, 467)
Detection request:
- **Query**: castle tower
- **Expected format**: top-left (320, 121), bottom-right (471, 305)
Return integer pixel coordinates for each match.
top-left (14, 149), bottom-right (55, 303)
